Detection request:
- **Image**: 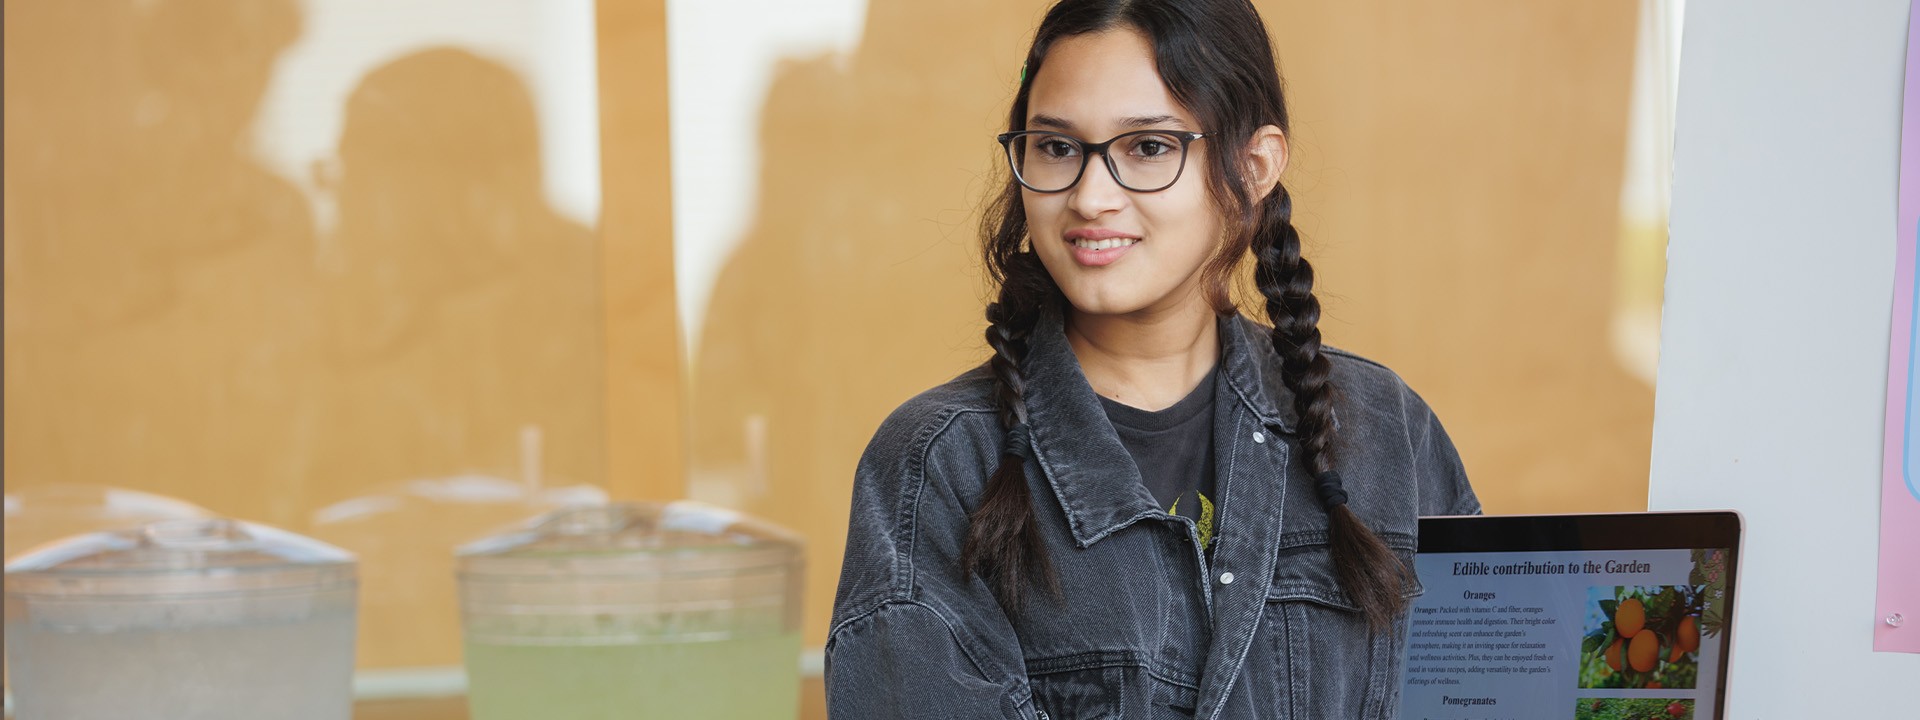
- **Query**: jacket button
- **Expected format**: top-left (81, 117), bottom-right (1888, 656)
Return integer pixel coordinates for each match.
top-left (1252, 432), bottom-right (1266, 444)
top-left (1219, 572), bottom-right (1236, 585)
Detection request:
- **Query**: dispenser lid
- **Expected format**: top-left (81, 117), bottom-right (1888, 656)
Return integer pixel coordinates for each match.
top-left (457, 501), bottom-right (802, 578)
top-left (3, 517), bottom-right (356, 599)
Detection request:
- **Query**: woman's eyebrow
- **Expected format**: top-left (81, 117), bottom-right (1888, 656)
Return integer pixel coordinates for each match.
top-left (1026, 113), bottom-right (1190, 132)
top-left (1029, 114), bottom-right (1075, 130)
top-left (1119, 114), bottom-right (1187, 129)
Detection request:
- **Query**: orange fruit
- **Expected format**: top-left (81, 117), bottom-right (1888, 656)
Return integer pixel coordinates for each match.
top-left (1628, 629), bottom-right (1660, 673)
top-left (1648, 681), bottom-right (1663, 689)
top-left (1677, 615), bottom-right (1700, 653)
top-left (1615, 598), bottom-right (1647, 638)
top-left (1605, 637), bottom-right (1625, 671)
top-left (1669, 640), bottom-right (1685, 663)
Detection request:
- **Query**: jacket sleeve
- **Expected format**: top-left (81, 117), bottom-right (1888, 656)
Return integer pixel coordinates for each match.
top-left (1409, 388), bottom-right (1481, 516)
top-left (825, 599), bottom-right (1030, 719)
top-left (829, 391), bottom-right (1033, 719)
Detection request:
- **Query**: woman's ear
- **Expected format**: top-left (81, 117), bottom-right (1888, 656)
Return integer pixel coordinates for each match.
top-left (1245, 125), bottom-right (1288, 196)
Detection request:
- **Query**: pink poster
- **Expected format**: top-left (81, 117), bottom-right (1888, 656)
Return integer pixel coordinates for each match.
top-left (1878, 0), bottom-right (1920, 655)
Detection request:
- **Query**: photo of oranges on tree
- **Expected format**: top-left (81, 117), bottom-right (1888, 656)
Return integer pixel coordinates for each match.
top-left (1577, 585), bottom-right (1712, 689)
top-left (1574, 698), bottom-right (1695, 720)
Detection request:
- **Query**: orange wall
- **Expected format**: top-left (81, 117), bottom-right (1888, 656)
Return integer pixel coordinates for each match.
top-left (1267, 1), bottom-right (1651, 514)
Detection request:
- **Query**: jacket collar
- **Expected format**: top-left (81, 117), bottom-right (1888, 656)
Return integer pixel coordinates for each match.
top-left (1021, 306), bottom-right (1296, 548)
top-left (1216, 311), bottom-right (1298, 434)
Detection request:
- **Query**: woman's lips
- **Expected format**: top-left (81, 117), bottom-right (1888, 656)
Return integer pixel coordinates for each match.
top-left (1067, 237), bottom-right (1139, 267)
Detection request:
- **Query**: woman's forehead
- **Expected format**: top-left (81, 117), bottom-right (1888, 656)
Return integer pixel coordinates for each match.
top-left (1026, 28), bottom-right (1198, 134)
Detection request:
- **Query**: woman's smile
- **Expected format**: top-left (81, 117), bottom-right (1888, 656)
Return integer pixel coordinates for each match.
top-left (1065, 228), bottom-right (1140, 267)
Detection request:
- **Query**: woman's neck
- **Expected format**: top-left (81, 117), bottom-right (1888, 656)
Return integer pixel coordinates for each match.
top-left (1066, 299), bottom-right (1221, 412)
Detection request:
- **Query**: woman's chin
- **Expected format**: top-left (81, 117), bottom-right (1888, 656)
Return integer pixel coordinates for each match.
top-left (1061, 290), bottom-right (1156, 319)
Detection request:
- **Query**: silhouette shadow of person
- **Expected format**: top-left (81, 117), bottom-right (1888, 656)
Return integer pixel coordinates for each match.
top-left (687, 0), bottom-right (1037, 646)
top-left (315, 46), bottom-right (603, 518)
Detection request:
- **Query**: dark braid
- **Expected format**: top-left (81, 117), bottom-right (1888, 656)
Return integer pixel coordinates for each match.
top-left (959, 286), bottom-right (1061, 613)
top-left (1254, 186), bottom-right (1413, 631)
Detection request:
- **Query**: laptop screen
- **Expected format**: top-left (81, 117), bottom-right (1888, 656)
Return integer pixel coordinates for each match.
top-left (1400, 512), bottom-right (1741, 720)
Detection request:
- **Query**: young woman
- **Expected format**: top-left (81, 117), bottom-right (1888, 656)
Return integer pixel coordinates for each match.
top-left (827, 1), bottom-right (1479, 717)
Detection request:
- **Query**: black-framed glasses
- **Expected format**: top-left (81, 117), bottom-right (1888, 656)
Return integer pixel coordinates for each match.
top-left (997, 129), bottom-right (1207, 193)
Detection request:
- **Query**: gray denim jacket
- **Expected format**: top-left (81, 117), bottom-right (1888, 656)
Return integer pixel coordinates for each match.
top-left (827, 308), bottom-right (1479, 719)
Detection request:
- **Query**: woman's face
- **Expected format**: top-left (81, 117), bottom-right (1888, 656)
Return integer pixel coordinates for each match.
top-left (1022, 28), bottom-right (1220, 319)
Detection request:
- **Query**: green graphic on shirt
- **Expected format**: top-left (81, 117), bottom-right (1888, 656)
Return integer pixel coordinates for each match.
top-left (1168, 491), bottom-right (1215, 550)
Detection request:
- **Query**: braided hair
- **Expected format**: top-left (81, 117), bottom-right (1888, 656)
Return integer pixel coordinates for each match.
top-left (963, 0), bottom-right (1410, 630)
top-left (1250, 186), bottom-right (1414, 631)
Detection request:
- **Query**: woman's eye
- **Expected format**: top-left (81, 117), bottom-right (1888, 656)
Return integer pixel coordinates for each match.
top-left (1129, 136), bottom-right (1178, 158)
top-left (1036, 140), bottom-right (1080, 159)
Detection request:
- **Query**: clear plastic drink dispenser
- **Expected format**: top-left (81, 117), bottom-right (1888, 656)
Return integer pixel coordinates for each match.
top-left (3, 518), bottom-right (358, 720)
top-left (456, 502), bottom-right (803, 720)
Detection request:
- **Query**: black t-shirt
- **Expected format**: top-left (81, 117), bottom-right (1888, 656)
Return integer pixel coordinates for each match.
top-left (1098, 364), bottom-right (1219, 550)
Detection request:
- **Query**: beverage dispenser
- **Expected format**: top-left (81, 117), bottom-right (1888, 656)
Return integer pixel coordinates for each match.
top-left (4, 518), bottom-right (358, 720)
top-left (457, 502), bottom-right (803, 720)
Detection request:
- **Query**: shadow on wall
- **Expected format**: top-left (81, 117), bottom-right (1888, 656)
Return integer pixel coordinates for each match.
top-left (687, 0), bottom-right (1654, 648)
top-left (6, 0), bottom-right (603, 668)
top-left (687, 0), bottom-right (1040, 647)
top-left (3, 0), bottom-right (310, 328)
top-left (312, 47), bottom-right (602, 509)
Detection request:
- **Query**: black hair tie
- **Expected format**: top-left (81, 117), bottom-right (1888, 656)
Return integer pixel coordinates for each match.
top-left (1003, 423), bottom-right (1034, 460)
top-left (1315, 470), bottom-right (1350, 510)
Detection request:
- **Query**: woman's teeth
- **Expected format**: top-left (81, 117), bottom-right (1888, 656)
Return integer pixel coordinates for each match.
top-left (1072, 237), bottom-right (1139, 251)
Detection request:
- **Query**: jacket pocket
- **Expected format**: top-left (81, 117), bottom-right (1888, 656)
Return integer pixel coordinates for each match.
top-left (1260, 544), bottom-right (1419, 720)
top-left (1028, 665), bottom-right (1122, 719)
top-left (1025, 650), bottom-right (1157, 720)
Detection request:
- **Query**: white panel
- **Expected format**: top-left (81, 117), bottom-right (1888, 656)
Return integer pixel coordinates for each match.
top-left (1652, 0), bottom-right (1920, 713)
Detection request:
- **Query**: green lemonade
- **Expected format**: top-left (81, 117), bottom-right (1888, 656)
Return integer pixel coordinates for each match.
top-left (464, 631), bottom-right (802, 720)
